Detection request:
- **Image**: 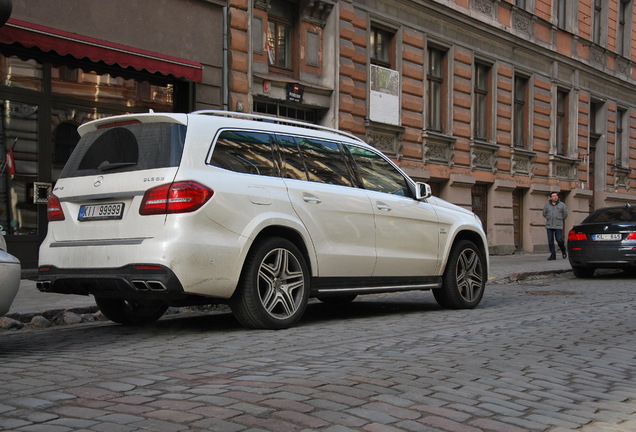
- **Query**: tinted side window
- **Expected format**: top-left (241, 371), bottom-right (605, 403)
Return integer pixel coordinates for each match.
top-left (346, 145), bottom-right (411, 197)
top-left (61, 123), bottom-right (186, 178)
top-left (209, 130), bottom-right (278, 177)
top-left (276, 135), bottom-right (308, 181)
top-left (296, 138), bottom-right (354, 187)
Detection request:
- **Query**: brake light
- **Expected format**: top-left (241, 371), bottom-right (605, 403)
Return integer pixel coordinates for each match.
top-left (627, 233), bottom-right (636, 240)
top-left (47, 195), bottom-right (65, 221)
top-left (97, 119), bottom-right (141, 129)
top-left (139, 181), bottom-right (213, 215)
top-left (567, 230), bottom-right (587, 241)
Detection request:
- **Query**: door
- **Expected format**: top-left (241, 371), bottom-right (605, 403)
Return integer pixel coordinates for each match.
top-left (1, 100), bottom-right (42, 268)
top-left (346, 145), bottom-right (440, 277)
top-left (278, 136), bottom-right (377, 277)
top-left (512, 189), bottom-right (522, 252)
top-left (471, 184), bottom-right (488, 235)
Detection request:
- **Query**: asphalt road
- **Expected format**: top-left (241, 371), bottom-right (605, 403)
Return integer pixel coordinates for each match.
top-left (0, 271), bottom-right (634, 432)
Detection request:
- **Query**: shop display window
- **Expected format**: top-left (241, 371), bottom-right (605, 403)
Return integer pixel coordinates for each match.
top-left (0, 54), bottom-right (43, 91)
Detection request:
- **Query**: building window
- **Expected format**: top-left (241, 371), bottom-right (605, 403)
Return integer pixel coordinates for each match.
top-left (427, 48), bottom-right (446, 132)
top-left (266, 0), bottom-right (294, 70)
top-left (0, 55), bottom-right (42, 91)
top-left (590, 100), bottom-right (604, 148)
top-left (593, 0), bottom-right (603, 45)
top-left (370, 26), bottom-right (393, 68)
top-left (50, 64), bottom-right (175, 111)
top-left (267, 19), bottom-right (292, 69)
top-left (618, 0), bottom-right (632, 56)
top-left (556, 0), bottom-right (566, 29)
top-left (515, 0), bottom-right (526, 8)
top-left (556, 89), bottom-right (569, 156)
top-left (513, 76), bottom-right (528, 148)
top-left (616, 108), bottom-right (627, 167)
top-left (474, 63), bottom-right (491, 141)
top-left (253, 99), bottom-right (318, 123)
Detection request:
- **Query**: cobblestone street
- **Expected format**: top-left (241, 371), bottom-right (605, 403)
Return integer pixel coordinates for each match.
top-left (1, 272), bottom-right (635, 431)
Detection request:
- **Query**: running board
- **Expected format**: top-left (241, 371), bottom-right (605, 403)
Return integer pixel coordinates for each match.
top-left (311, 276), bottom-right (442, 296)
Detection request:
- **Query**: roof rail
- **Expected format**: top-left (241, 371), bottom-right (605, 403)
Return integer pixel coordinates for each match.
top-left (191, 110), bottom-right (364, 143)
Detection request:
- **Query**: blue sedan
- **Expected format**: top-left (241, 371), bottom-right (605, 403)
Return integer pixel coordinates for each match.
top-left (567, 204), bottom-right (636, 278)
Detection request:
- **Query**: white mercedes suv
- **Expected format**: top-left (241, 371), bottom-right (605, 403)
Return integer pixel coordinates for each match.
top-left (38, 111), bottom-right (488, 329)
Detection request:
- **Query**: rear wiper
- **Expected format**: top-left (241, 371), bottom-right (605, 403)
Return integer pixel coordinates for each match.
top-left (98, 161), bottom-right (137, 172)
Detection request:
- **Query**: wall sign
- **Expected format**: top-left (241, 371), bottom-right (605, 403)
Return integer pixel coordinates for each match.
top-left (286, 83), bottom-right (304, 103)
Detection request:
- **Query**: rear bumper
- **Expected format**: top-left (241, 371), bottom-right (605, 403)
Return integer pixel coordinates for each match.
top-left (37, 265), bottom-right (187, 301)
top-left (568, 246), bottom-right (636, 269)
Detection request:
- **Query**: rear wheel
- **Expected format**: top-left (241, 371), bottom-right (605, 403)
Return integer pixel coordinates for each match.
top-left (94, 297), bottom-right (168, 325)
top-left (572, 266), bottom-right (595, 278)
top-left (434, 240), bottom-right (486, 309)
top-left (231, 237), bottom-right (309, 329)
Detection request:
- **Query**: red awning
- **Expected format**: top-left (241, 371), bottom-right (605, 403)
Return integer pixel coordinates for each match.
top-left (0, 19), bottom-right (203, 82)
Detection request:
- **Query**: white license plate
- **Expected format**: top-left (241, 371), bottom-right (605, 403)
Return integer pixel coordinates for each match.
top-left (78, 203), bottom-right (125, 221)
top-left (592, 233), bottom-right (621, 241)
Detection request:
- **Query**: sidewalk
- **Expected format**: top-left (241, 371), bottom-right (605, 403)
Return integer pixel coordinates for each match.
top-left (7, 252), bottom-right (572, 317)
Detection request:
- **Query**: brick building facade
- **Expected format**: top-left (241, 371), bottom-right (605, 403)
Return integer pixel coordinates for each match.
top-left (1, 0), bottom-right (635, 265)
top-left (227, 0), bottom-right (636, 254)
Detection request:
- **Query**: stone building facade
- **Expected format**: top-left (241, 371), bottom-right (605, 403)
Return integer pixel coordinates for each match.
top-left (227, 0), bottom-right (636, 255)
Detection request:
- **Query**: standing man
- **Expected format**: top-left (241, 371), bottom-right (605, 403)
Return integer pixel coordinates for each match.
top-left (543, 191), bottom-right (568, 260)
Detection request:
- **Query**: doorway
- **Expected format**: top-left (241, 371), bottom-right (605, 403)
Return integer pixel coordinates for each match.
top-left (471, 184), bottom-right (488, 236)
top-left (512, 189), bottom-right (523, 252)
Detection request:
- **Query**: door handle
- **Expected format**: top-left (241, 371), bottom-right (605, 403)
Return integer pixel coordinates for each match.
top-left (376, 202), bottom-right (391, 212)
top-left (302, 193), bottom-right (322, 204)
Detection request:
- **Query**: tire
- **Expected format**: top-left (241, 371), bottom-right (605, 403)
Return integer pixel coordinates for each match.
top-left (572, 266), bottom-right (595, 278)
top-left (434, 239), bottom-right (486, 309)
top-left (94, 297), bottom-right (168, 325)
top-left (231, 237), bottom-right (309, 329)
top-left (317, 294), bottom-right (357, 304)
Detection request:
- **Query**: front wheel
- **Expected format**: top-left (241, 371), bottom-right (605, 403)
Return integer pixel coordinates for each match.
top-left (94, 297), bottom-right (168, 325)
top-left (433, 240), bottom-right (486, 309)
top-left (230, 237), bottom-right (309, 329)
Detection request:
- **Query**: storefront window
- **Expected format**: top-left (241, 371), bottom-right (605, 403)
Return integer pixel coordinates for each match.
top-left (51, 65), bottom-right (174, 111)
top-left (0, 100), bottom-right (39, 235)
top-left (0, 49), bottom-right (187, 264)
top-left (0, 54), bottom-right (43, 91)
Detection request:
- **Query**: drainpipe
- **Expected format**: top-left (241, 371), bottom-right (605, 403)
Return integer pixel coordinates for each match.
top-left (223, 6), bottom-right (229, 111)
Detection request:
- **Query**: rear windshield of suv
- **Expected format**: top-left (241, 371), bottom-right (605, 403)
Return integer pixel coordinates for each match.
top-left (60, 122), bottom-right (186, 178)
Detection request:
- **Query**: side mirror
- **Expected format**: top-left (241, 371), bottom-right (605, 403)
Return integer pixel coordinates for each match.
top-left (415, 182), bottom-right (432, 200)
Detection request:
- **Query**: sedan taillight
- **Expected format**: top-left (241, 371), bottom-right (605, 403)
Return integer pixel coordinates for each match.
top-left (139, 181), bottom-right (213, 215)
top-left (47, 195), bottom-right (65, 221)
top-left (567, 230), bottom-right (587, 241)
top-left (627, 233), bottom-right (636, 240)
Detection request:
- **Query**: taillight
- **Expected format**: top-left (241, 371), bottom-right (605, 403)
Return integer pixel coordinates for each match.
top-left (567, 230), bottom-right (587, 241)
top-left (47, 195), bottom-right (65, 221)
top-left (627, 233), bottom-right (636, 240)
top-left (139, 181), bottom-right (213, 215)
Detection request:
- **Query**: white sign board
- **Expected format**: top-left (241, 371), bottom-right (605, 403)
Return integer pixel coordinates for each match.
top-left (369, 65), bottom-right (400, 126)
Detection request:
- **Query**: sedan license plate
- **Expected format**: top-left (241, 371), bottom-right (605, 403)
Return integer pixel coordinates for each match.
top-left (592, 233), bottom-right (621, 241)
top-left (78, 203), bottom-right (124, 221)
